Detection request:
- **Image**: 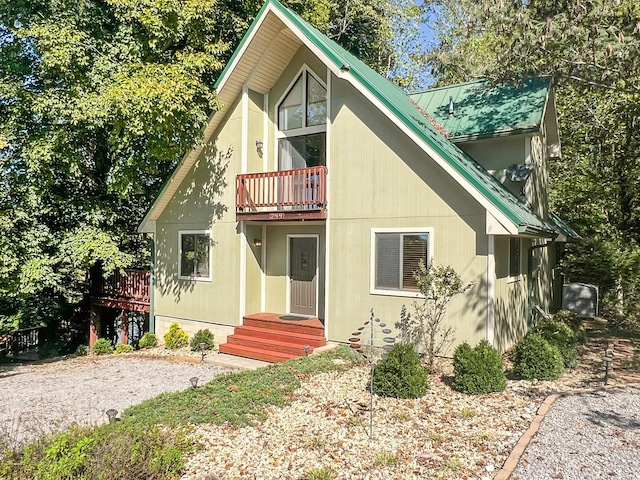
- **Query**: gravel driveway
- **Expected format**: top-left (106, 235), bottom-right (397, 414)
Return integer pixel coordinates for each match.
top-left (511, 386), bottom-right (640, 480)
top-left (0, 356), bottom-right (230, 447)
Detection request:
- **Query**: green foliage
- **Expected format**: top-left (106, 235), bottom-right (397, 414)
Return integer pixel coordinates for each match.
top-left (124, 346), bottom-right (356, 427)
top-left (75, 345), bottom-right (88, 357)
top-left (1, 420), bottom-right (192, 479)
top-left (92, 338), bottom-right (114, 356)
top-left (452, 340), bottom-right (506, 394)
top-left (509, 333), bottom-right (565, 381)
top-left (163, 323), bottom-right (188, 350)
top-left (302, 467), bottom-right (335, 480)
top-left (189, 329), bottom-right (215, 351)
top-left (114, 343), bottom-right (133, 354)
top-left (371, 343), bottom-right (428, 399)
top-left (533, 318), bottom-right (579, 368)
top-left (138, 332), bottom-right (158, 349)
top-left (396, 261), bottom-right (473, 372)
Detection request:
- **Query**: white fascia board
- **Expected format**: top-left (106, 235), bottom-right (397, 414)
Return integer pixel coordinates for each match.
top-left (138, 219), bottom-right (156, 234)
top-left (486, 211), bottom-right (518, 235)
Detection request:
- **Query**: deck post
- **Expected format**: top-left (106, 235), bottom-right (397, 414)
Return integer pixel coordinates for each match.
top-left (120, 310), bottom-right (129, 345)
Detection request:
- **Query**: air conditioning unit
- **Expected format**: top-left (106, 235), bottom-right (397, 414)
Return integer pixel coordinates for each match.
top-left (562, 283), bottom-right (598, 318)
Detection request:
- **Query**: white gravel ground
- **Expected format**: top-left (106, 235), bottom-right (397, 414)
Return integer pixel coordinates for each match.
top-left (0, 356), bottom-right (230, 447)
top-left (511, 386), bottom-right (640, 480)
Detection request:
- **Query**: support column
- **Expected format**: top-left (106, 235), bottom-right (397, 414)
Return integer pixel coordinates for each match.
top-left (89, 302), bottom-right (100, 349)
top-left (121, 310), bottom-right (129, 345)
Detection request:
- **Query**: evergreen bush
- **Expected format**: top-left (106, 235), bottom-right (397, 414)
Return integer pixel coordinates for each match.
top-left (452, 340), bottom-right (506, 394)
top-left (114, 342), bottom-right (133, 354)
top-left (533, 318), bottom-right (579, 368)
top-left (138, 332), bottom-right (158, 349)
top-left (371, 343), bottom-right (428, 398)
top-left (189, 329), bottom-right (215, 351)
top-left (510, 333), bottom-right (565, 380)
top-left (164, 323), bottom-right (188, 350)
top-left (93, 338), bottom-right (113, 355)
top-left (75, 345), bottom-right (88, 357)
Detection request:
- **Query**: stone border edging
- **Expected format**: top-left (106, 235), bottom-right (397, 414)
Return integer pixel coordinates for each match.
top-left (493, 381), bottom-right (640, 480)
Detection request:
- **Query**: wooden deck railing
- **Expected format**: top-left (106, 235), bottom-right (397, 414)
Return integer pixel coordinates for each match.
top-left (0, 326), bottom-right (45, 355)
top-left (236, 166), bottom-right (327, 213)
top-left (99, 269), bottom-right (150, 302)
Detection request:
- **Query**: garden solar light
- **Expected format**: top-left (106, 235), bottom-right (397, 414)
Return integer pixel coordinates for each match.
top-left (304, 344), bottom-right (310, 356)
top-left (603, 353), bottom-right (614, 385)
top-left (190, 376), bottom-right (199, 388)
top-left (105, 409), bottom-right (118, 423)
top-left (199, 342), bottom-right (207, 362)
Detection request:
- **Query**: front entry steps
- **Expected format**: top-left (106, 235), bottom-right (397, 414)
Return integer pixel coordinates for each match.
top-left (219, 313), bottom-right (326, 363)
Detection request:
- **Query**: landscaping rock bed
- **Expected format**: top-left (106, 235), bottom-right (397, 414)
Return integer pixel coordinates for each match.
top-left (0, 356), bottom-right (230, 447)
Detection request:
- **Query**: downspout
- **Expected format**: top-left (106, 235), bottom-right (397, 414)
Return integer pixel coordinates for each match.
top-left (527, 239), bottom-right (555, 328)
top-left (149, 234), bottom-right (155, 333)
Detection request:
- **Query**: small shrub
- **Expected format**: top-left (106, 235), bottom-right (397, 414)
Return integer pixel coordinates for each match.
top-left (75, 345), bottom-right (88, 357)
top-left (510, 332), bottom-right (565, 380)
top-left (138, 332), bottom-right (157, 349)
top-left (189, 329), bottom-right (215, 351)
top-left (371, 343), bottom-right (428, 399)
top-left (533, 318), bottom-right (579, 368)
top-left (452, 340), bottom-right (506, 394)
top-left (93, 338), bottom-right (113, 356)
top-left (164, 323), bottom-right (188, 350)
top-left (114, 343), bottom-right (133, 354)
top-left (553, 310), bottom-right (582, 332)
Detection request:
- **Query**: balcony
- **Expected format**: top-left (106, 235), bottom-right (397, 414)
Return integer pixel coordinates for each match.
top-left (92, 269), bottom-right (150, 313)
top-left (236, 166), bottom-right (327, 221)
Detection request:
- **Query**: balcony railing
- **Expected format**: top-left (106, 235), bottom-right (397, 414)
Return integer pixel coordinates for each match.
top-left (99, 269), bottom-right (150, 301)
top-left (236, 166), bottom-right (327, 221)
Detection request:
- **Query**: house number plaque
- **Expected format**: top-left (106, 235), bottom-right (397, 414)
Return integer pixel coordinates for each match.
top-left (269, 212), bottom-right (285, 220)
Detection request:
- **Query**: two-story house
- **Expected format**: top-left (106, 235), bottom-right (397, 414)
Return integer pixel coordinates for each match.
top-left (137, 0), bottom-right (576, 362)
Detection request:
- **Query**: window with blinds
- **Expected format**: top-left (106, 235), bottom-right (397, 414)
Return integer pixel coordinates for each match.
top-left (375, 233), bottom-right (429, 291)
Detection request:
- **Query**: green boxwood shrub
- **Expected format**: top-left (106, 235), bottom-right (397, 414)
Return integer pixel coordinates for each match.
top-left (93, 338), bottom-right (113, 356)
top-left (533, 318), bottom-right (579, 368)
top-left (371, 343), bottom-right (428, 399)
top-left (138, 332), bottom-right (157, 349)
top-left (190, 329), bottom-right (215, 351)
top-left (509, 333), bottom-right (565, 380)
top-left (114, 343), bottom-right (134, 354)
top-left (75, 345), bottom-right (88, 357)
top-left (452, 340), bottom-right (506, 394)
top-left (164, 323), bottom-right (188, 350)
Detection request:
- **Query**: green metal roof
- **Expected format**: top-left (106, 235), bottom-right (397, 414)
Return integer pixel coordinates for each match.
top-left (409, 79), bottom-right (549, 141)
top-left (548, 211), bottom-right (580, 240)
top-left (258, 0), bottom-right (555, 236)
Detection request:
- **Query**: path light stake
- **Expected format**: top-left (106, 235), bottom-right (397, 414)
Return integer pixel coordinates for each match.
top-left (603, 351), bottom-right (614, 385)
top-left (105, 409), bottom-right (118, 423)
top-left (304, 344), bottom-right (310, 356)
top-left (199, 342), bottom-right (207, 362)
top-left (348, 309), bottom-right (396, 440)
top-left (190, 376), bottom-right (199, 388)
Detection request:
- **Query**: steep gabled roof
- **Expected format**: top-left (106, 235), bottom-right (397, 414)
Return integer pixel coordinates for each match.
top-left (139, 0), bottom-right (557, 237)
top-left (409, 79), bottom-right (550, 142)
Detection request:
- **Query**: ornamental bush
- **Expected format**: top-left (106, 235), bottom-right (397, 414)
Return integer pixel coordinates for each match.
top-left (138, 332), bottom-right (158, 349)
top-left (164, 323), bottom-right (188, 350)
top-left (114, 342), bottom-right (133, 354)
top-left (510, 333), bottom-right (565, 380)
top-left (190, 329), bottom-right (215, 351)
top-left (93, 338), bottom-right (113, 355)
top-left (452, 340), bottom-right (506, 394)
top-left (533, 318), bottom-right (579, 368)
top-left (371, 343), bottom-right (428, 399)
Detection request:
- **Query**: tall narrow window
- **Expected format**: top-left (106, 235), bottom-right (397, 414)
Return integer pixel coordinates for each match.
top-left (277, 71), bottom-right (327, 170)
top-left (509, 237), bottom-right (521, 278)
top-left (179, 231), bottom-right (211, 280)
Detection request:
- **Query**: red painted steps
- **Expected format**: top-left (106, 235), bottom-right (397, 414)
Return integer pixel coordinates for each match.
top-left (219, 313), bottom-right (326, 363)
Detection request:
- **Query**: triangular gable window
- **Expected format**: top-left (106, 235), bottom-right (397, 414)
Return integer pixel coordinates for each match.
top-left (277, 71), bottom-right (326, 170)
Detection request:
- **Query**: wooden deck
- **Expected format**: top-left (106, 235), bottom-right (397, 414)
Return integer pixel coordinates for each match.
top-left (92, 269), bottom-right (150, 313)
top-left (219, 312), bottom-right (326, 363)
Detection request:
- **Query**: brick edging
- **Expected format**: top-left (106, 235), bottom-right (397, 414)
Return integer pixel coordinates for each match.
top-left (494, 381), bottom-right (640, 480)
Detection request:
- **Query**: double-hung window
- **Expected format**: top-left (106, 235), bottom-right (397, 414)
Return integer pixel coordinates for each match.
top-left (277, 70), bottom-right (327, 170)
top-left (371, 229), bottom-right (433, 295)
top-left (179, 231), bottom-right (211, 280)
top-left (509, 237), bottom-right (521, 280)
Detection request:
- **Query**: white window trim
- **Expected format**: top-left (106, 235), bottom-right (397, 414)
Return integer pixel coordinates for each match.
top-left (508, 237), bottom-right (522, 284)
top-left (178, 230), bottom-right (212, 282)
top-left (370, 227), bottom-right (435, 298)
top-left (275, 65), bottom-right (327, 141)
